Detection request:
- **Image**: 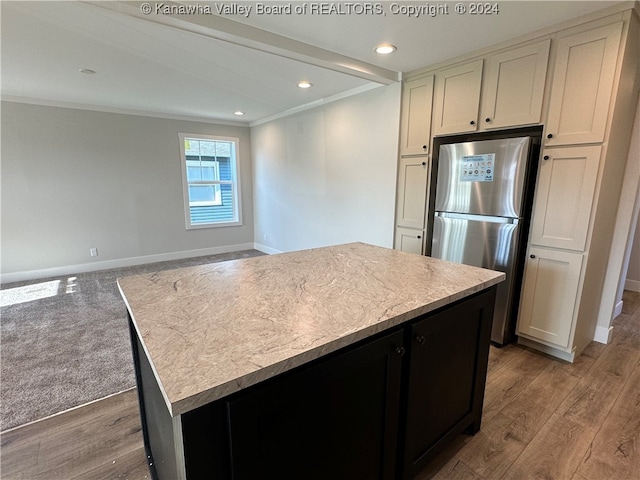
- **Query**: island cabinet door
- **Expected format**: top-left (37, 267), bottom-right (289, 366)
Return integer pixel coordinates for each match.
top-left (401, 288), bottom-right (495, 479)
top-left (224, 329), bottom-right (405, 480)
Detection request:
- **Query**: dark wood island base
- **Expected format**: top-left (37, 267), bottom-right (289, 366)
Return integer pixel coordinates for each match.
top-left (129, 286), bottom-right (497, 480)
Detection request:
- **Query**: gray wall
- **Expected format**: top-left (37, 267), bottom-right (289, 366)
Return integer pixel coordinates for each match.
top-left (251, 83), bottom-right (401, 253)
top-left (1, 101), bottom-right (254, 278)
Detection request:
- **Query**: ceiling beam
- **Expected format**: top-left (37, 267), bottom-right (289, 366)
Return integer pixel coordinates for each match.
top-left (86, 1), bottom-right (400, 85)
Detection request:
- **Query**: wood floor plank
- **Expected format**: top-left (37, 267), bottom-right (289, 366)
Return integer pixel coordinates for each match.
top-left (557, 344), bottom-right (640, 429)
top-left (431, 458), bottom-right (486, 480)
top-left (72, 447), bottom-right (151, 480)
top-left (501, 413), bottom-right (597, 480)
top-left (607, 357), bottom-right (640, 418)
top-left (613, 299), bottom-right (640, 332)
top-left (454, 412), bottom-right (530, 480)
top-left (1, 389), bottom-right (137, 448)
top-left (486, 344), bottom-right (525, 378)
top-left (621, 290), bottom-right (640, 316)
top-left (557, 339), bottom-right (607, 379)
top-left (454, 361), bottom-right (583, 479)
top-left (4, 416), bottom-right (142, 479)
top-left (571, 472), bottom-right (591, 480)
top-left (608, 323), bottom-right (640, 351)
top-left (481, 348), bottom-right (551, 422)
top-left (501, 361), bottom-right (581, 420)
top-left (1, 389), bottom-right (143, 479)
top-left (574, 361), bottom-right (640, 480)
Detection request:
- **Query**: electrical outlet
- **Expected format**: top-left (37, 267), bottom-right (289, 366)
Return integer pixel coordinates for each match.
top-left (90, 248), bottom-right (98, 257)
top-left (263, 234), bottom-right (268, 241)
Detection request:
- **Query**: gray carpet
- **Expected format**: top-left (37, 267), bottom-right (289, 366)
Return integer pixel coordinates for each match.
top-left (0, 249), bottom-right (265, 431)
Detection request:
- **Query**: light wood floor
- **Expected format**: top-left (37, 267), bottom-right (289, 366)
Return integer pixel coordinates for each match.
top-left (2, 291), bottom-right (639, 480)
top-left (0, 389), bottom-right (148, 479)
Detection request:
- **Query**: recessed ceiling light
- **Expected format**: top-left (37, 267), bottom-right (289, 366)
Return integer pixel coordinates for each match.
top-left (298, 81), bottom-right (313, 89)
top-left (234, 111), bottom-right (245, 116)
top-left (78, 68), bottom-right (96, 75)
top-left (374, 44), bottom-right (397, 55)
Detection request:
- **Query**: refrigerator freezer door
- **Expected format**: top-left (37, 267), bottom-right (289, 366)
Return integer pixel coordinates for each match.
top-left (432, 213), bottom-right (521, 344)
top-left (435, 137), bottom-right (531, 218)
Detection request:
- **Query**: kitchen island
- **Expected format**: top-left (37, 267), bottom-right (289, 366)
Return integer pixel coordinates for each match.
top-left (118, 243), bottom-right (504, 480)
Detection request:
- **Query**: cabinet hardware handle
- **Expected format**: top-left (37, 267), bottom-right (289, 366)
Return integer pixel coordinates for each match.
top-left (485, 118), bottom-right (491, 123)
top-left (421, 161), bottom-right (426, 166)
top-left (530, 254), bottom-right (536, 259)
top-left (543, 155), bottom-right (549, 160)
top-left (547, 133), bottom-right (553, 139)
top-left (422, 145), bottom-right (427, 150)
top-left (470, 120), bottom-right (476, 125)
top-left (417, 235), bottom-right (421, 239)
top-left (415, 335), bottom-right (426, 345)
top-left (395, 346), bottom-right (406, 356)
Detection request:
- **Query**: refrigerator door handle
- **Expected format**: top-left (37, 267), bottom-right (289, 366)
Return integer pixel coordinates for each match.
top-left (435, 211), bottom-right (519, 225)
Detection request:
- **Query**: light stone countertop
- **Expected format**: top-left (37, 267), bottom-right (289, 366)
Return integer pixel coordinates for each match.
top-left (118, 242), bottom-right (505, 416)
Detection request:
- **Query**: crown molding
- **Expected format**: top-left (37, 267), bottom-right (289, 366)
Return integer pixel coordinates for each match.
top-left (249, 83), bottom-right (385, 127)
top-left (0, 95), bottom-right (250, 127)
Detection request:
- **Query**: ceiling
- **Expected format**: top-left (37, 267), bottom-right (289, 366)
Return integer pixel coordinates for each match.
top-left (1, 1), bottom-right (619, 124)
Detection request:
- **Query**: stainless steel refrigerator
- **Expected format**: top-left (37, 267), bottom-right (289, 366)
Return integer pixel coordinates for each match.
top-left (429, 132), bottom-right (540, 345)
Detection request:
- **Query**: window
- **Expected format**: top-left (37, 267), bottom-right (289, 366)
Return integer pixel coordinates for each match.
top-left (179, 133), bottom-right (242, 228)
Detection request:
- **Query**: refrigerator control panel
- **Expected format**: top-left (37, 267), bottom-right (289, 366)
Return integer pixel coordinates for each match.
top-left (460, 153), bottom-right (495, 182)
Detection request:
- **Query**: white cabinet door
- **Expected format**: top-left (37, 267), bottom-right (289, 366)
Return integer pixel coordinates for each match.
top-left (396, 157), bottom-right (429, 229)
top-left (529, 146), bottom-right (601, 251)
top-left (400, 76), bottom-right (434, 156)
top-left (545, 22), bottom-right (623, 146)
top-left (481, 40), bottom-right (550, 129)
top-left (433, 60), bottom-right (483, 135)
top-left (394, 227), bottom-right (424, 255)
top-left (517, 247), bottom-right (583, 348)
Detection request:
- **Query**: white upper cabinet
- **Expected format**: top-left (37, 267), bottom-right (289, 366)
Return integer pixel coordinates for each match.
top-left (400, 76), bottom-right (434, 156)
top-left (433, 40), bottom-right (551, 136)
top-left (481, 40), bottom-right (551, 129)
top-left (529, 145), bottom-right (601, 251)
top-left (433, 60), bottom-right (483, 135)
top-left (545, 22), bottom-right (623, 146)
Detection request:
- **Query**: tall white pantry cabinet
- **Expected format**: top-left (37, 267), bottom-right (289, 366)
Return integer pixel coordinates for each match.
top-left (394, 75), bottom-right (434, 254)
top-left (393, 4), bottom-right (640, 361)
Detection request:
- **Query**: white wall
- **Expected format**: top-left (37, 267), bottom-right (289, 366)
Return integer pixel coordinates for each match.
top-left (1, 101), bottom-right (254, 280)
top-left (618, 94), bottom-right (640, 294)
top-left (627, 219), bottom-right (640, 292)
top-left (593, 93), bottom-right (640, 344)
top-left (251, 84), bottom-right (401, 253)
top-left (614, 94), bottom-right (640, 297)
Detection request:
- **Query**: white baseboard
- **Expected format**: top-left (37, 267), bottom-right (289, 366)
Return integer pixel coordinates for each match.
top-left (594, 324), bottom-right (614, 344)
top-left (253, 243), bottom-right (283, 255)
top-left (625, 279), bottom-right (640, 292)
top-left (613, 299), bottom-right (624, 319)
top-left (1, 243), bottom-right (261, 284)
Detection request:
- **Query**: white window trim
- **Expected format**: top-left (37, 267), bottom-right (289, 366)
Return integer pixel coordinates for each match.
top-left (179, 133), bottom-right (243, 229)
